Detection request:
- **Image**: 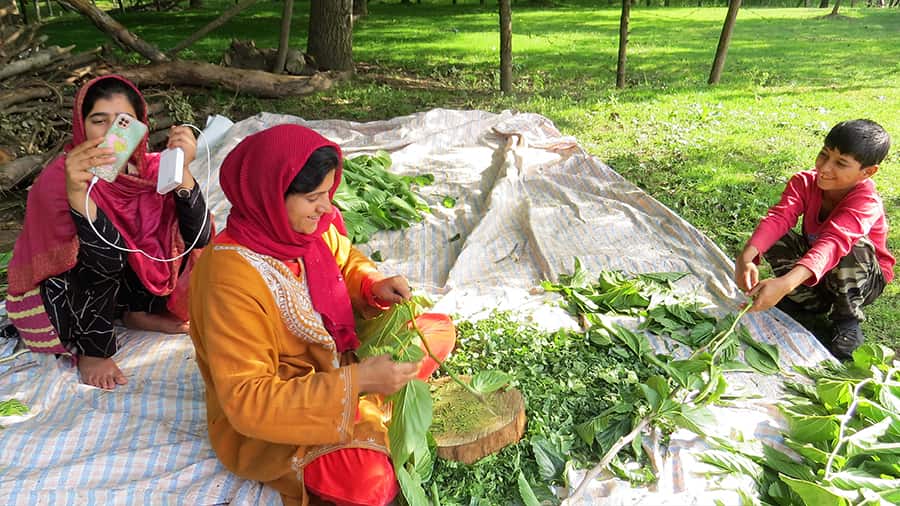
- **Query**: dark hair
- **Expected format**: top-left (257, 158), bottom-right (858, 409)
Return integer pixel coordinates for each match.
top-left (284, 146), bottom-right (339, 196)
top-left (824, 119), bottom-right (891, 168)
top-left (81, 79), bottom-right (145, 122)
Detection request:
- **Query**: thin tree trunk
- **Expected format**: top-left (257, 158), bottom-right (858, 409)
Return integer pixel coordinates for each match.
top-left (116, 0), bottom-right (124, 14)
top-left (32, 0), bottom-right (40, 22)
top-left (499, 0), bottom-right (512, 93)
top-left (831, 0), bottom-right (842, 13)
top-left (46, 0), bottom-right (53, 16)
top-left (273, 0), bottom-right (293, 73)
top-left (616, 0), bottom-right (630, 88)
top-left (819, 0), bottom-right (828, 7)
top-left (189, 0), bottom-right (202, 7)
top-left (708, 0), bottom-right (741, 85)
top-left (168, 0), bottom-right (258, 56)
top-left (56, 0), bottom-right (168, 62)
top-left (16, 0), bottom-right (29, 24)
top-left (352, 0), bottom-right (366, 17)
top-left (307, 0), bottom-right (353, 71)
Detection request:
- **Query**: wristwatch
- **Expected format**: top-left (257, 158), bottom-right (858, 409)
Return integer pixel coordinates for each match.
top-left (174, 186), bottom-right (192, 200)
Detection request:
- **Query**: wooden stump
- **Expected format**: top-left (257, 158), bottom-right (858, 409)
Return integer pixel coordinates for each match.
top-left (431, 376), bottom-right (526, 464)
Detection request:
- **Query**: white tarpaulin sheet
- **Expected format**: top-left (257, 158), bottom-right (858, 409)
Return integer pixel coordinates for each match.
top-left (0, 109), bottom-right (831, 505)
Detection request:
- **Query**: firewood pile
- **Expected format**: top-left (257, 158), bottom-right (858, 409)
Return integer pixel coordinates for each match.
top-left (0, 1), bottom-right (192, 192)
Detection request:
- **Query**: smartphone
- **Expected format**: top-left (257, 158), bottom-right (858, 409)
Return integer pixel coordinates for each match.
top-left (89, 113), bottom-right (148, 183)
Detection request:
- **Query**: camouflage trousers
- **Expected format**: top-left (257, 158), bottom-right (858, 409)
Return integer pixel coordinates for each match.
top-left (764, 230), bottom-right (885, 322)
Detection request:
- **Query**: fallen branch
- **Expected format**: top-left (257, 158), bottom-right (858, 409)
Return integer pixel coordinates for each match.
top-left (167, 0), bottom-right (259, 57)
top-left (114, 61), bottom-right (335, 98)
top-left (0, 45), bottom-right (75, 80)
top-left (562, 418), bottom-right (651, 505)
top-left (0, 154), bottom-right (45, 192)
top-left (0, 86), bottom-right (55, 109)
top-left (55, 0), bottom-right (168, 63)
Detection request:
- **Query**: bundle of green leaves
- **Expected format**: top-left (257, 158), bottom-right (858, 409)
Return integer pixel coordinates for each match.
top-left (702, 344), bottom-right (900, 506)
top-left (355, 297), bottom-right (512, 505)
top-left (333, 151), bottom-right (433, 244)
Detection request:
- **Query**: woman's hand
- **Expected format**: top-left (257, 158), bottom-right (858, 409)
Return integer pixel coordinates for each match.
top-left (65, 137), bottom-right (115, 218)
top-left (166, 125), bottom-right (197, 189)
top-left (357, 354), bottom-right (419, 395)
top-left (371, 275), bottom-right (412, 305)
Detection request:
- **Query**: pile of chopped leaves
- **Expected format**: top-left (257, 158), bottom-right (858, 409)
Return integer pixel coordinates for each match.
top-left (334, 151), bottom-right (433, 244)
top-left (423, 259), bottom-right (779, 505)
top-left (701, 344), bottom-right (900, 505)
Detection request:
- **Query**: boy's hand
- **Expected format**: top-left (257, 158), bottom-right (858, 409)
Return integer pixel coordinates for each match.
top-left (746, 277), bottom-right (792, 312)
top-left (745, 265), bottom-right (813, 313)
top-left (735, 260), bottom-right (759, 293)
top-left (735, 244), bottom-right (760, 292)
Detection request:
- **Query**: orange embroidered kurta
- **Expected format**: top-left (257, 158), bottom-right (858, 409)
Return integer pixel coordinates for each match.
top-left (189, 225), bottom-right (388, 504)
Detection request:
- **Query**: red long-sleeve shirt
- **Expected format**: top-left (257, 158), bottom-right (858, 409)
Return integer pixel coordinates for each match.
top-left (748, 170), bottom-right (895, 285)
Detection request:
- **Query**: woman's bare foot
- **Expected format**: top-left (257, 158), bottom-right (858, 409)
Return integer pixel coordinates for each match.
top-left (122, 311), bottom-right (189, 334)
top-left (78, 355), bottom-right (128, 390)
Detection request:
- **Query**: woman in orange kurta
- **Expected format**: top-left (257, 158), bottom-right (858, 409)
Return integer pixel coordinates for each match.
top-left (189, 124), bottom-right (425, 506)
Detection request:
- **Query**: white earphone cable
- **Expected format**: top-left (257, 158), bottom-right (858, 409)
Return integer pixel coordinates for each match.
top-left (84, 124), bottom-right (211, 263)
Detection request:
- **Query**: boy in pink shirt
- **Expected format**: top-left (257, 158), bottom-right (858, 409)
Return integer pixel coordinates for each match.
top-left (735, 119), bottom-right (894, 360)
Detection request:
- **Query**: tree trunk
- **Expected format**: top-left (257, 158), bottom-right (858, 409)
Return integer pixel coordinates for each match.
top-left (819, 0), bottom-right (828, 7)
top-left (273, 0), bottom-right (294, 73)
top-left (499, 0), bottom-right (512, 93)
top-left (830, 0), bottom-right (841, 13)
top-left (616, 0), bottom-right (630, 88)
top-left (116, 60), bottom-right (335, 97)
top-left (168, 0), bottom-right (258, 56)
top-left (116, 0), bottom-right (124, 15)
top-left (352, 0), bottom-right (366, 17)
top-left (56, 0), bottom-right (168, 62)
top-left (46, 0), bottom-right (53, 16)
top-left (32, 0), bottom-right (40, 22)
top-left (708, 0), bottom-right (741, 84)
top-left (189, 0), bottom-right (202, 7)
top-left (307, 0), bottom-right (353, 71)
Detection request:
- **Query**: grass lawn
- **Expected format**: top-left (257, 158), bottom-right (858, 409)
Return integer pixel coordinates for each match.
top-left (40, 0), bottom-right (900, 348)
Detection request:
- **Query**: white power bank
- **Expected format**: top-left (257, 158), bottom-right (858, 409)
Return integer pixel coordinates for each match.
top-left (157, 147), bottom-right (184, 194)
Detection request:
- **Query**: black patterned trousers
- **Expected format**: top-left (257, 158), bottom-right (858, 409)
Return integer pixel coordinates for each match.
top-left (764, 230), bottom-right (885, 322)
top-left (39, 185), bottom-right (211, 358)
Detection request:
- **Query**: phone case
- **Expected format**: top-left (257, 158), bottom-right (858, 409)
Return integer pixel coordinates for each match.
top-left (89, 113), bottom-right (148, 183)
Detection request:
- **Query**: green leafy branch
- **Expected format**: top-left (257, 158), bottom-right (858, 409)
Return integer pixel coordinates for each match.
top-left (563, 304), bottom-right (753, 504)
top-left (334, 151), bottom-right (433, 244)
top-left (702, 345), bottom-right (900, 505)
top-left (356, 297), bottom-right (511, 505)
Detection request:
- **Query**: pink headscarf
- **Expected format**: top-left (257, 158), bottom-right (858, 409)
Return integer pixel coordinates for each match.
top-left (219, 124), bottom-right (358, 351)
top-left (8, 75), bottom-right (191, 319)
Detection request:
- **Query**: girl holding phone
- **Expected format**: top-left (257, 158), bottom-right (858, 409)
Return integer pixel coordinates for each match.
top-left (5, 75), bottom-right (212, 390)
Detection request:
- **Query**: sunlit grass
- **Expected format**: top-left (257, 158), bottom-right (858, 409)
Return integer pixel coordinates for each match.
top-left (40, 0), bottom-right (900, 348)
